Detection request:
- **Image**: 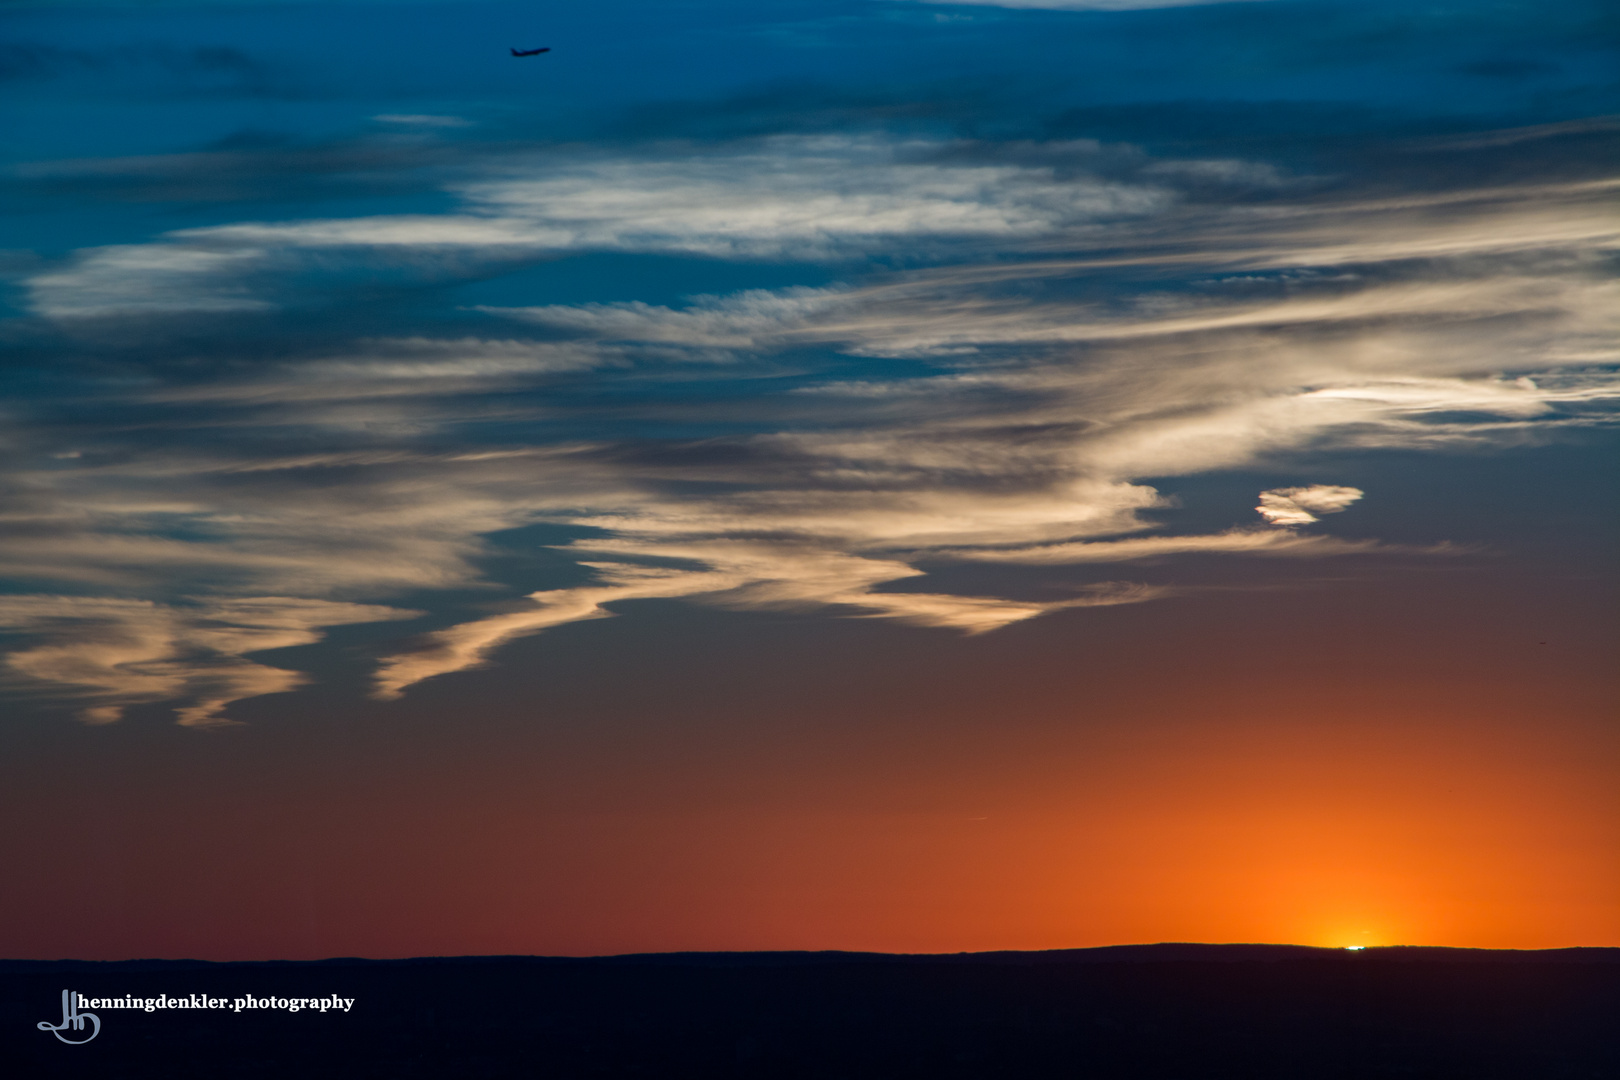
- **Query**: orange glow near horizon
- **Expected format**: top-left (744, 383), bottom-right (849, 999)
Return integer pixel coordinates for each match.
top-left (8, 693), bottom-right (1612, 961)
top-left (442, 705), bottom-right (1616, 957)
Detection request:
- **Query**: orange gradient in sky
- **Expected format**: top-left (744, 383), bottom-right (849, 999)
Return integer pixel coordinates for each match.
top-left (3, 694), bottom-right (1613, 960)
top-left (428, 714), bottom-right (1615, 957)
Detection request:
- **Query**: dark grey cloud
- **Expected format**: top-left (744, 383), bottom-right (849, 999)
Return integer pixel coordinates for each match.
top-left (6, 134), bottom-right (471, 206)
top-left (0, 41), bottom-right (285, 96)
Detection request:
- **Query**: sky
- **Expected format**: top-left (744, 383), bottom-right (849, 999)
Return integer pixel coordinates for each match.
top-left (0, 0), bottom-right (1616, 960)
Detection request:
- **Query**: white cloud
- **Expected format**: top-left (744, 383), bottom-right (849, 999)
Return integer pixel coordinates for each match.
top-left (1255, 485), bottom-right (1365, 527)
top-left (28, 245), bottom-right (275, 317)
top-left (941, 526), bottom-right (1380, 562)
top-left (25, 136), bottom-right (1171, 317)
top-left (373, 546), bottom-right (1172, 699)
top-left (0, 596), bottom-right (420, 725)
top-left (7, 132), bottom-right (1618, 717)
top-left (457, 136), bottom-right (1168, 256)
top-left (476, 288), bottom-right (847, 348)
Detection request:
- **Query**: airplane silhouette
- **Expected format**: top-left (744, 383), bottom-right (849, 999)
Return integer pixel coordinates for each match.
top-left (510, 47), bottom-right (551, 56)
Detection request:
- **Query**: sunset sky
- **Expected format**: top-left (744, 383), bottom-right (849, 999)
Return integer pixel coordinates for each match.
top-left (1, 0), bottom-right (1616, 960)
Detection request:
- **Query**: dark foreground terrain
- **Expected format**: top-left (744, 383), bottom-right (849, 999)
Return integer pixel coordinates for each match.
top-left (5, 945), bottom-right (1617, 1079)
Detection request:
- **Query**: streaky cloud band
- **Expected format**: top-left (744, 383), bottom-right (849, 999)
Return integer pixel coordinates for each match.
top-left (3, 125), bottom-right (1615, 721)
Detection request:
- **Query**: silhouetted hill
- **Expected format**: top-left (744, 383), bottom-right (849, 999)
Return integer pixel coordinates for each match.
top-left (7, 945), bottom-right (1617, 1078)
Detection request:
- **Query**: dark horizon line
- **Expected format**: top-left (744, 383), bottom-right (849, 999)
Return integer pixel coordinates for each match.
top-left (7, 942), bottom-right (1618, 971)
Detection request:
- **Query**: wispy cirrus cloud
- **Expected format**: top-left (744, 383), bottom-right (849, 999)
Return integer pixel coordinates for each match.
top-left (374, 551), bottom-right (1167, 700)
top-left (23, 136), bottom-right (1185, 318)
top-left (3, 122), bottom-right (1616, 720)
top-left (0, 596), bottom-right (419, 725)
top-left (937, 527), bottom-right (1383, 564)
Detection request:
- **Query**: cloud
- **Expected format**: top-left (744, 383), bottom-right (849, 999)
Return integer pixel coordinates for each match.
top-left (28, 245), bottom-right (278, 317)
top-left (939, 526), bottom-right (1380, 563)
top-left (7, 136), bottom-right (472, 207)
top-left (24, 136), bottom-right (1175, 318)
top-left (28, 137), bottom-right (1616, 322)
top-left (374, 548), bottom-right (1171, 700)
top-left (373, 563), bottom-right (743, 701)
top-left (0, 42), bottom-right (274, 94)
top-left (1255, 485), bottom-right (1365, 526)
top-left (4, 125), bottom-right (1617, 718)
top-left (477, 288), bottom-right (848, 349)
top-left (0, 596), bottom-right (419, 725)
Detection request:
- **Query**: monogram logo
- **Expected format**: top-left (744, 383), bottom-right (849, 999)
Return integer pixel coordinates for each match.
top-left (38, 990), bottom-right (99, 1044)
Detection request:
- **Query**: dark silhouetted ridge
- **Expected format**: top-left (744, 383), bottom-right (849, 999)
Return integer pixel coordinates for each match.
top-left (8, 945), bottom-right (1617, 1078)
